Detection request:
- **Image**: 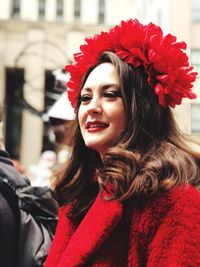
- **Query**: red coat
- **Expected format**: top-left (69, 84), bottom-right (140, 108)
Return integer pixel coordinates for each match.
top-left (45, 185), bottom-right (200, 266)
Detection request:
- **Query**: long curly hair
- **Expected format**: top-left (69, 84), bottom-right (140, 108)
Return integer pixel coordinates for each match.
top-left (54, 51), bottom-right (200, 223)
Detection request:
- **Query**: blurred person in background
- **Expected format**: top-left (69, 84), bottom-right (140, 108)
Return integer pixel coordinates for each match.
top-left (11, 159), bottom-right (25, 174)
top-left (0, 104), bottom-right (25, 174)
top-left (27, 150), bottom-right (57, 187)
top-left (0, 103), bottom-right (58, 267)
top-left (27, 91), bottom-right (75, 187)
top-left (48, 91), bottom-right (75, 171)
top-left (45, 19), bottom-right (200, 266)
top-left (48, 92), bottom-right (75, 149)
top-left (0, 103), bottom-right (18, 267)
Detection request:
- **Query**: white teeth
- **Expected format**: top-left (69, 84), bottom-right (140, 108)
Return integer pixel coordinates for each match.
top-left (89, 124), bottom-right (106, 128)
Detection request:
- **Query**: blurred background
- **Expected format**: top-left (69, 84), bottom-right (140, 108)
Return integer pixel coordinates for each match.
top-left (0, 0), bottom-right (199, 180)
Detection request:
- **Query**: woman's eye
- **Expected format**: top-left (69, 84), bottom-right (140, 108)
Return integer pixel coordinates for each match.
top-left (104, 91), bottom-right (122, 98)
top-left (80, 94), bottom-right (92, 102)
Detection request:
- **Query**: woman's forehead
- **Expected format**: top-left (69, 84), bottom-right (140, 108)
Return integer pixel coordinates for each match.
top-left (83, 63), bottom-right (120, 89)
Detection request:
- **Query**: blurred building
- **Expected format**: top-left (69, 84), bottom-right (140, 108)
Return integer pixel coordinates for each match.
top-left (0, 0), bottom-right (199, 168)
top-left (136, 0), bottom-right (200, 140)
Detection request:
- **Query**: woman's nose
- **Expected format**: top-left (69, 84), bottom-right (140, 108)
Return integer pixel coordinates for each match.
top-left (87, 98), bottom-right (102, 115)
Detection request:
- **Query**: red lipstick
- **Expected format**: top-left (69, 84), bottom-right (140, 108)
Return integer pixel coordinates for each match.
top-left (86, 121), bottom-right (109, 132)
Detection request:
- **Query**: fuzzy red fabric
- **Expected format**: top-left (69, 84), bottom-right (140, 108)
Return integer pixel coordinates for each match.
top-left (45, 185), bottom-right (200, 266)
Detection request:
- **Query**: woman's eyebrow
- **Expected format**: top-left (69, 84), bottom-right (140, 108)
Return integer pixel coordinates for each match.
top-left (81, 87), bottom-right (92, 93)
top-left (102, 83), bottom-right (120, 90)
top-left (82, 83), bottom-right (119, 92)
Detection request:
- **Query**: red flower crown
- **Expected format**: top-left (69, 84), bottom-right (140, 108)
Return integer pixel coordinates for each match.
top-left (65, 19), bottom-right (198, 108)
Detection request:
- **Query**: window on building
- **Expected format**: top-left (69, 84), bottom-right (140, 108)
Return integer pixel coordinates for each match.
top-left (98, 0), bottom-right (105, 24)
top-left (74, 0), bottom-right (81, 19)
top-left (5, 68), bottom-right (24, 159)
top-left (191, 103), bottom-right (200, 133)
top-left (42, 70), bottom-right (56, 152)
top-left (11, 0), bottom-right (20, 18)
top-left (39, 0), bottom-right (46, 19)
top-left (56, 0), bottom-right (64, 19)
top-left (191, 50), bottom-right (200, 76)
top-left (192, 0), bottom-right (200, 22)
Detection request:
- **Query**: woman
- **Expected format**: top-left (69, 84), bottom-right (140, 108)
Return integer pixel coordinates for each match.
top-left (45, 19), bottom-right (200, 266)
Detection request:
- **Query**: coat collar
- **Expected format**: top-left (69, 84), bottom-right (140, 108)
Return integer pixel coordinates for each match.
top-left (58, 194), bottom-right (123, 267)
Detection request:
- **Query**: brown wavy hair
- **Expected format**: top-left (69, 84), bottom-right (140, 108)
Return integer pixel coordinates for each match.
top-left (54, 51), bottom-right (200, 223)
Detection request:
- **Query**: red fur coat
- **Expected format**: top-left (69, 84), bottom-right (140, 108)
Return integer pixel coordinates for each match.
top-left (45, 185), bottom-right (200, 266)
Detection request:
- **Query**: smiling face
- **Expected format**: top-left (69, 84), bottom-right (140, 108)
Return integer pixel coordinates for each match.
top-left (78, 63), bottom-right (126, 156)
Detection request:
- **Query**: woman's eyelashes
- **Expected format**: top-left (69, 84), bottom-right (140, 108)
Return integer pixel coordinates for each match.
top-left (80, 94), bottom-right (92, 102)
top-left (80, 90), bottom-right (122, 103)
top-left (103, 90), bottom-right (122, 98)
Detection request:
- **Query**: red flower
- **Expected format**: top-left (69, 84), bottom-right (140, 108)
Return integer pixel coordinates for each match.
top-left (65, 19), bottom-right (197, 108)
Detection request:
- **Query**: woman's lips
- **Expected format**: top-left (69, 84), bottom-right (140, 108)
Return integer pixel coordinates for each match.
top-left (86, 121), bottom-right (109, 132)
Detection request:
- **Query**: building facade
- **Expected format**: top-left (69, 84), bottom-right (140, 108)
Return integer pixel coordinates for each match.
top-left (0, 0), bottom-right (199, 168)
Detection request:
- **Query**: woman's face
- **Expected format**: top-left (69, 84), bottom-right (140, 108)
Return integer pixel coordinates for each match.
top-left (78, 62), bottom-right (126, 156)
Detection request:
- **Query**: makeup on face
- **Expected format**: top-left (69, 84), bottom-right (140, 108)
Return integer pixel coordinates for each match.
top-left (78, 63), bottom-right (126, 156)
